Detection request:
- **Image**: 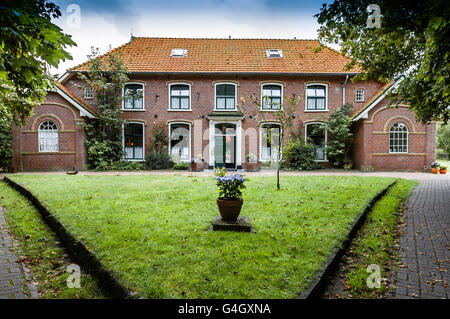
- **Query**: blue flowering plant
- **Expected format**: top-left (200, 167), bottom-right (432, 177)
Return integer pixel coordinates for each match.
top-left (214, 168), bottom-right (246, 200)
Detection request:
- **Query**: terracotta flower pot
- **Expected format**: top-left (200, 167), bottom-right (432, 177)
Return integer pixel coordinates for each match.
top-left (431, 168), bottom-right (439, 174)
top-left (217, 198), bottom-right (243, 222)
top-left (191, 162), bottom-right (204, 172)
top-left (246, 162), bottom-right (261, 172)
top-left (440, 169), bottom-right (447, 174)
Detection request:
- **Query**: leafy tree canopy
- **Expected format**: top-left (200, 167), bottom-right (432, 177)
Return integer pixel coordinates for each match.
top-left (0, 0), bottom-right (76, 124)
top-left (316, 0), bottom-right (449, 123)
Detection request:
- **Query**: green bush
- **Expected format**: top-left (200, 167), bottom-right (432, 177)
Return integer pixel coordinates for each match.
top-left (145, 150), bottom-right (173, 170)
top-left (0, 119), bottom-right (12, 172)
top-left (281, 138), bottom-right (321, 170)
top-left (109, 161), bottom-right (144, 171)
top-left (172, 162), bottom-right (189, 170)
top-left (86, 140), bottom-right (123, 170)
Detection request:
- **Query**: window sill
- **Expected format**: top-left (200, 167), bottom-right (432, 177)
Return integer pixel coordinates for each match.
top-left (167, 109), bottom-right (192, 112)
top-left (304, 109), bottom-right (329, 112)
top-left (260, 109), bottom-right (282, 112)
top-left (315, 159), bottom-right (328, 163)
top-left (124, 159), bottom-right (145, 162)
top-left (122, 109), bottom-right (146, 112)
top-left (213, 108), bottom-right (238, 112)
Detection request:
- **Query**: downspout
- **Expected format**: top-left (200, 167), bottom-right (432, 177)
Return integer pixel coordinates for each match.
top-left (342, 74), bottom-right (349, 105)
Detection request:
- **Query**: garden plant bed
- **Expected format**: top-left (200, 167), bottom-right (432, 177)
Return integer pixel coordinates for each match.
top-left (4, 175), bottom-right (396, 298)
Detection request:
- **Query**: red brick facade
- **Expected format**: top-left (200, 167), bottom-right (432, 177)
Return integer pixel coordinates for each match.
top-left (11, 74), bottom-right (435, 172)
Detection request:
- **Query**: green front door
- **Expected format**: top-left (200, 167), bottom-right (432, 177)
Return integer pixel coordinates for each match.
top-left (214, 123), bottom-right (236, 169)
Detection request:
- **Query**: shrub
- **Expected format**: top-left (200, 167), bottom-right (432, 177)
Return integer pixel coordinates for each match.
top-left (0, 119), bottom-right (12, 172)
top-left (280, 138), bottom-right (321, 170)
top-left (145, 150), bottom-right (173, 170)
top-left (86, 140), bottom-right (122, 170)
top-left (109, 161), bottom-right (144, 171)
top-left (172, 162), bottom-right (189, 170)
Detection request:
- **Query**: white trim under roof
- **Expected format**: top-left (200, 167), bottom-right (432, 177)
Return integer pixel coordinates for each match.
top-left (53, 86), bottom-right (96, 118)
top-left (352, 77), bottom-right (402, 122)
top-left (57, 72), bottom-right (73, 83)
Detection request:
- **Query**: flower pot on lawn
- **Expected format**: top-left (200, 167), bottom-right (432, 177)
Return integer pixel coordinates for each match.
top-left (246, 162), bottom-right (261, 172)
top-left (216, 198), bottom-right (243, 221)
top-left (431, 168), bottom-right (439, 174)
top-left (440, 168), bottom-right (447, 174)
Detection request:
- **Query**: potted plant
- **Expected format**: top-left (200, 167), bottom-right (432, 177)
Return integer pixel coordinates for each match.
top-left (190, 154), bottom-right (204, 172)
top-left (439, 165), bottom-right (447, 174)
top-left (431, 162), bottom-right (440, 174)
top-left (246, 153), bottom-right (260, 172)
top-left (215, 168), bottom-right (246, 221)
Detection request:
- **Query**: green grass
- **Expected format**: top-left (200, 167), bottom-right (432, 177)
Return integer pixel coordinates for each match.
top-left (339, 179), bottom-right (418, 298)
top-left (0, 181), bottom-right (105, 299)
top-left (7, 175), bottom-right (395, 298)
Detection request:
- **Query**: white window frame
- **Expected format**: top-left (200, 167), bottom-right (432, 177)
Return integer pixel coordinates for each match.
top-left (84, 87), bottom-right (93, 99)
top-left (389, 122), bottom-right (409, 154)
top-left (266, 49), bottom-right (283, 58)
top-left (356, 89), bottom-right (365, 102)
top-left (305, 83), bottom-right (328, 112)
top-left (168, 82), bottom-right (192, 111)
top-left (214, 82), bottom-right (237, 111)
top-left (122, 82), bottom-right (145, 111)
top-left (260, 83), bottom-right (283, 111)
top-left (305, 122), bottom-right (328, 162)
top-left (38, 120), bottom-right (59, 153)
top-left (122, 122), bottom-right (145, 161)
top-left (171, 48), bottom-right (187, 57)
top-left (259, 122), bottom-right (282, 162)
top-left (168, 122), bottom-right (192, 162)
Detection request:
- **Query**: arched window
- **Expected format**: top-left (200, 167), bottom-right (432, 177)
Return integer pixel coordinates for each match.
top-left (123, 83), bottom-right (144, 110)
top-left (38, 121), bottom-right (59, 152)
top-left (260, 123), bottom-right (281, 162)
top-left (169, 122), bottom-right (191, 162)
top-left (261, 84), bottom-right (282, 110)
top-left (389, 123), bottom-right (408, 153)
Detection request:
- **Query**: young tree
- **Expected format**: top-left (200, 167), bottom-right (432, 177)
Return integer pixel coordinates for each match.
top-left (316, 0), bottom-right (449, 124)
top-left (0, 0), bottom-right (76, 124)
top-left (75, 48), bottom-right (130, 169)
top-left (240, 95), bottom-right (301, 190)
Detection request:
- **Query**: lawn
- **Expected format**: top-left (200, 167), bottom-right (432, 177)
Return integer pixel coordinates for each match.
top-left (6, 175), bottom-right (395, 298)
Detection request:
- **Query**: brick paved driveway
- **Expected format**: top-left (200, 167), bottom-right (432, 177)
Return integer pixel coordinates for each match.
top-left (0, 206), bottom-right (36, 299)
top-left (395, 179), bottom-right (449, 299)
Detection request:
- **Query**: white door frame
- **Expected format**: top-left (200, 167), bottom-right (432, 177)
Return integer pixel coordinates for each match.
top-left (208, 119), bottom-right (242, 169)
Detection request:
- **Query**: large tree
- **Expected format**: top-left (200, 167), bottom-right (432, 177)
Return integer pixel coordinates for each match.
top-left (316, 0), bottom-right (449, 123)
top-left (0, 0), bottom-right (75, 124)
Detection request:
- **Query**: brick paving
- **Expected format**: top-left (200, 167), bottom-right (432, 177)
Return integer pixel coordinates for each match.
top-left (0, 206), bottom-right (36, 299)
top-left (395, 179), bottom-right (450, 299)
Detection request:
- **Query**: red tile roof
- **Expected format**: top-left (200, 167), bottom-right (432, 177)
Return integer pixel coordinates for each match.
top-left (69, 37), bottom-right (361, 74)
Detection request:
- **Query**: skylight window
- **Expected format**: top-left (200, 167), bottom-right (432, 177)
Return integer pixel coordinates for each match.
top-left (266, 49), bottom-right (283, 58)
top-left (171, 48), bottom-right (187, 57)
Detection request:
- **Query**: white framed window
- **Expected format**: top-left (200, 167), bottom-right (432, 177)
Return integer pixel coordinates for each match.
top-left (260, 123), bottom-right (282, 162)
top-left (389, 122), bottom-right (408, 153)
top-left (171, 48), bottom-right (187, 57)
top-left (261, 84), bottom-right (283, 110)
top-left (38, 120), bottom-right (59, 152)
top-left (123, 83), bottom-right (144, 110)
top-left (169, 122), bottom-right (191, 162)
top-left (356, 89), bottom-right (365, 102)
top-left (169, 83), bottom-right (191, 110)
top-left (266, 49), bottom-right (283, 58)
top-left (305, 84), bottom-right (328, 111)
top-left (305, 122), bottom-right (327, 161)
top-left (84, 87), bottom-right (93, 99)
top-left (214, 83), bottom-right (237, 110)
top-left (124, 122), bottom-right (144, 160)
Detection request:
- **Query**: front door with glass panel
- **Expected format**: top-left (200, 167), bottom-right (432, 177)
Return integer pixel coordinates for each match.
top-left (214, 123), bottom-right (236, 169)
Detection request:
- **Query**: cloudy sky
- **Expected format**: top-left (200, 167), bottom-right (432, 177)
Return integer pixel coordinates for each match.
top-left (51, 0), bottom-right (331, 76)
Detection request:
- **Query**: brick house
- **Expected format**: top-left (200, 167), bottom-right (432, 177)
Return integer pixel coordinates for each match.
top-left (11, 37), bottom-right (435, 172)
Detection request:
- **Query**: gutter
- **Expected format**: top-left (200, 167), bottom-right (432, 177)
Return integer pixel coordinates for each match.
top-left (342, 74), bottom-right (349, 105)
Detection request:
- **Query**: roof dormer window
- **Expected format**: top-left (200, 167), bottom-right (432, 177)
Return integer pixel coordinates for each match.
top-left (171, 48), bottom-right (187, 57)
top-left (266, 49), bottom-right (283, 58)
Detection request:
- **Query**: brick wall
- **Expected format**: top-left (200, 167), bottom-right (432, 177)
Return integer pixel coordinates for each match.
top-left (11, 92), bottom-right (87, 172)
